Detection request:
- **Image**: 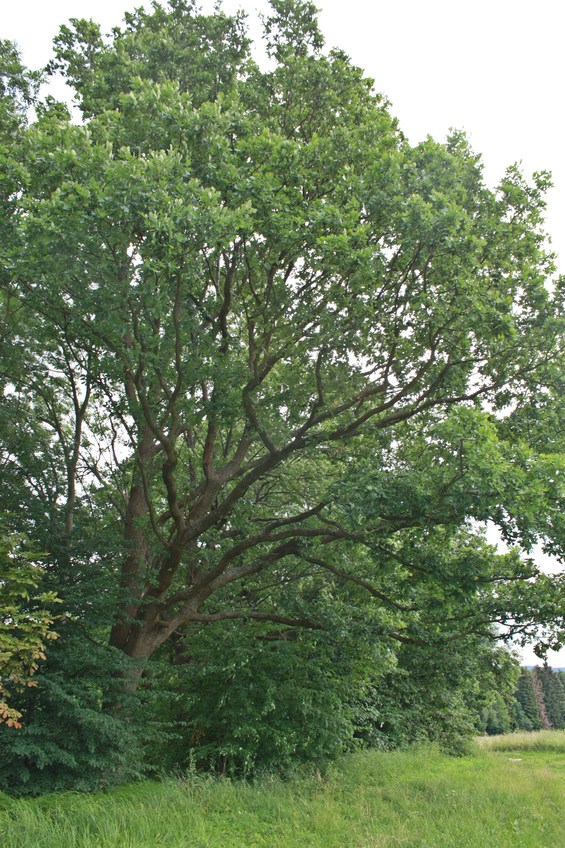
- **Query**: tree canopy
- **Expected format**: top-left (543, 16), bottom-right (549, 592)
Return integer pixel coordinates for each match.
top-left (0, 0), bottom-right (564, 787)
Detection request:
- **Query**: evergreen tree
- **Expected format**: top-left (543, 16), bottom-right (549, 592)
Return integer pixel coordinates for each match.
top-left (480, 692), bottom-right (513, 736)
top-left (531, 668), bottom-right (552, 729)
top-left (512, 668), bottom-right (543, 731)
top-left (536, 664), bottom-right (565, 730)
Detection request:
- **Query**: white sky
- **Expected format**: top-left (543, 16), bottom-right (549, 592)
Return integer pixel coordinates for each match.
top-left (3, 0), bottom-right (564, 666)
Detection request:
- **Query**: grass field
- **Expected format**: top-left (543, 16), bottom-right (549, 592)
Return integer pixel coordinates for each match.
top-left (1, 731), bottom-right (564, 848)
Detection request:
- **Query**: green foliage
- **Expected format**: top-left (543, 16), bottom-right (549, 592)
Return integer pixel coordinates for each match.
top-left (480, 665), bottom-right (565, 735)
top-left (355, 639), bottom-right (519, 753)
top-left (0, 40), bottom-right (41, 140)
top-left (535, 664), bottom-right (565, 729)
top-left (0, 516), bottom-right (149, 794)
top-left (48, 1), bottom-right (251, 117)
top-left (263, 0), bottom-right (325, 59)
top-left (145, 619), bottom-right (389, 776)
top-left (479, 691), bottom-right (513, 736)
top-left (0, 0), bottom-right (563, 791)
top-left (512, 668), bottom-right (544, 731)
top-left (0, 524), bottom-right (58, 727)
top-left (0, 630), bottom-right (146, 795)
top-left (5, 0), bottom-right (563, 661)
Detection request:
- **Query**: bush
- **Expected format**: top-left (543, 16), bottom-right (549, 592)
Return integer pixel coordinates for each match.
top-left (0, 632), bottom-right (145, 795)
top-left (143, 621), bottom-right (384, 776)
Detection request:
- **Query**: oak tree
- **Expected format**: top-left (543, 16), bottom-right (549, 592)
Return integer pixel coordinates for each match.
top-left (2, 0), bottom-right (564, 687)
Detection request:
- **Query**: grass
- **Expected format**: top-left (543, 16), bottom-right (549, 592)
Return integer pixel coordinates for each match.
top-left (1, 732), bottom-right (564, 847)
top-left (478, 729), bottom-right (565, 752)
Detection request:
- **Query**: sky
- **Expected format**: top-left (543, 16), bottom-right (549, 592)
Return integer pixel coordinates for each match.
top-left (3, 0), bottom-right (564, 666)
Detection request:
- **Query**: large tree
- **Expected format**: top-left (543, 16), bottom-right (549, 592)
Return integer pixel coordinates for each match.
top-left (2, 0), bottom-right (564, 683)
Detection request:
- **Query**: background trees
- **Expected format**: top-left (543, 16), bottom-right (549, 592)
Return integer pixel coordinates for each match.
top-left (0, 0), bottom-right (563, 791)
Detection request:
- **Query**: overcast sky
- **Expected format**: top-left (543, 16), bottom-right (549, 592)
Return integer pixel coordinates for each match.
top-left (3, 0), bottom-right (564, 666)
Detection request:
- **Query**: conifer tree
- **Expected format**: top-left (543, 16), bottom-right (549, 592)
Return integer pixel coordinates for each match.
top-left (513, 668), bottom-right (543, 731)
top-left (536, 664), bottom-right (565, 729)
top-left (531, 668), bottom-right (552, 729)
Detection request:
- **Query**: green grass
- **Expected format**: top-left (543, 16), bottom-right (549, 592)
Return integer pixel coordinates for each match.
top-left (478, 729), bottom-right (565, 753)
top-left (2, 733), bottom-right (564, 847)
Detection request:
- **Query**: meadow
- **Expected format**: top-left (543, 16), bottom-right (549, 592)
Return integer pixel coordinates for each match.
top-left (1, 732), bottom-right (564, 848)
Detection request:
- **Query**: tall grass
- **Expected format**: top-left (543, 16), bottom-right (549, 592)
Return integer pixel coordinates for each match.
top-left (1, 734), bottom-right (564, 847)
top-left (478, 729), bottom-right (565, 753)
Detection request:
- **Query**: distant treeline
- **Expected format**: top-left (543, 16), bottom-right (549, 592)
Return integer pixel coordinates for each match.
top-left (478, 666), bottom-right (565, 736)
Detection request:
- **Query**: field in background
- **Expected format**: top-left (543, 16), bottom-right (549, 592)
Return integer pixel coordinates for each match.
top-left (478, 729), bottom-right (565, 753)
top-left (1, 732), bottom-right (564, 848)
